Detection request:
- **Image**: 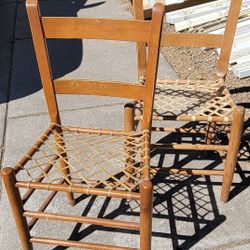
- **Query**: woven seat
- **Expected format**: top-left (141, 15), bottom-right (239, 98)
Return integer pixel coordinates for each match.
top-left (135, 78), bottom-right (236, 122)
top-left (16, 124), bottom-right (149, 193)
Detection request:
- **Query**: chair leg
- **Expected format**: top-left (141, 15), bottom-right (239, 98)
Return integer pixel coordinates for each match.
top-left (124, 102), bottom-right (135, 132)
top-left (54, 127), bottom-right (75, 206)
top-left (140, 180), bottom-right (153, 250)
top-left (59, 158), bottom-right (75, 206)
top-left (205, 121), bottom-right (216, 145)
top-left (221, 106), bottom-right (245, 202)
top-left (124, 102), bottom-right (136, 183)
top-left (1, 167), bottom-right (33, 250)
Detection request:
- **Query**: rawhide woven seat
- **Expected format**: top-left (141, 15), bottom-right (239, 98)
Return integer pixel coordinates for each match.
top-left (135, 78), bottom-right (235, 122)
top-left (1, 1), bottom-right (165, 249)
top-left (16, 124), bottom-right (149, 193)
top-left (132, 0), bottom-right (245, 203)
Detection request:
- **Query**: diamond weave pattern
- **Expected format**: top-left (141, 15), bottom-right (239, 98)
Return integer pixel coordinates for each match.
top-left (136, 79), bottom-right (235, 121)
top-left (16, 125), bottom-right (150, 192)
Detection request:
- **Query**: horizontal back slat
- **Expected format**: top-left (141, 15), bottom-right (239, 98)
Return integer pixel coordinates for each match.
top-left (54, 79), bottom-right (145, 100)
top-left (161, 33), bottom-right (223, 48)
top-left (42, 17), bottom-right (151, 42)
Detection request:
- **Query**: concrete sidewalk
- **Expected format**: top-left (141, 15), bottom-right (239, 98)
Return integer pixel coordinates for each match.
top-left (0, 0), bottom-right (249, 249)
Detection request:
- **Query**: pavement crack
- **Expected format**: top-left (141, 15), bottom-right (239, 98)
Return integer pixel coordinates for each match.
top-left (0, 1), bottom-right (18, 169)
top-left (8, 102), bottom-right (126, 120)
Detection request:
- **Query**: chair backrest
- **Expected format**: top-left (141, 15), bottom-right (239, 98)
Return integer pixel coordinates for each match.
top-left (26, 0), bottom-right (164, 130)
top-left (133, 0), bottom-right (242, 80)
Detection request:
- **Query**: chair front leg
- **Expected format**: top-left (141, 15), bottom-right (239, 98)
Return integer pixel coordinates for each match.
top-left (2, 167), bottom-right (33, 250)
top-left (221, 106), bottom-right (245, 202)
top-left (140, 179), bottom-right (153, 250)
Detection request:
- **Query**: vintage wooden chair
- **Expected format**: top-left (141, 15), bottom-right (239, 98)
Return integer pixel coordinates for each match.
top-left (130, 0), bottom-right (245, 202)
top-left (1, 1), bottom-right (164, 249)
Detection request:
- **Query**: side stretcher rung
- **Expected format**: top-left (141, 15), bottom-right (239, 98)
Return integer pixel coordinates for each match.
top-left (151, 167), bottom-right (225, 176)
top-left (24, 211), bottom-right (140, 231)
top-left (151, 143), bottom-right (228, 151)
top-left (30, 237), bottom-right (138, 250)
top-left (161, 33), bottom-right (223, 48)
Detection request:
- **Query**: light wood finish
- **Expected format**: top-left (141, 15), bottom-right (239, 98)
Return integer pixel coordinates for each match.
top-left (54, 79), bottom-right (145, 100)
top-left (161, 33), bottom-right (223, 48)
top-left (63, 125), bottom-right (139, 136)
top-left (24, 211), bottom-right (140, 231)
top-left (151, 143), bottom-right (228, 151)
top-left (124, 103), bottom-right (136, 133)
top-left (54, 125), bottom-right (75, 205)
top-left (42, 17), bottom-right (150, 42)
top-left (2, 168), bottom-right (33, 250)
top-left (2, 1), bottom-right (165, 249)
top-left (137, 113), bottom-right (231, 122)
top-left (132, 0), bottom-right (244, 202)
top-left (216, 0), bottom-right (243, 79)
top-left (133, 0), bottom-right (147, 79)
top-left (124, 102), bottom-right (136, 183)
top-left (16, 181), bottom-right (141, 200)
top-left (142, 4), bottom-right (164, 131)
top-left (205, 122), bottom-right (217, 145)
top-left (26, 1), bottom-right (59, 124)
top-left (30, 237), bottom-right (138, 250)
top-left (221, 106), bottom-right (245, 202)
top-left (140, 180), bottom-right (153, 250)
top-left (151, 167), bottom-right (225, 176)
top-left (152, 126), bottom-right (209, 134)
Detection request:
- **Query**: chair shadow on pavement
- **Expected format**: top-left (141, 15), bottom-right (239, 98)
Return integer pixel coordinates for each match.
top-left (50, 122), bottom-right (249, 250)
top-left (0, 0), bottom-right (105, 104)
top-left (52, 152), bottom-right (226, 250)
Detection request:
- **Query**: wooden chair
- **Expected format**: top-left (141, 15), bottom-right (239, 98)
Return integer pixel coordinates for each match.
top-left (1, 1), bottom-right (164, 249)
top-left (131, 0), bottom-right (245, 203)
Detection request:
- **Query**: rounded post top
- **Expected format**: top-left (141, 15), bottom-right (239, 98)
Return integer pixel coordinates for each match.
top-left (1, 167), bottom-right (15, 176)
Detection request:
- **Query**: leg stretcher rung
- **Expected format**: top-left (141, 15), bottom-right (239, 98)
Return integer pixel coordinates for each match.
top-left (24, 211), bottom-right (140, 231)
top-left (30, 237), bottom-right (138, 250)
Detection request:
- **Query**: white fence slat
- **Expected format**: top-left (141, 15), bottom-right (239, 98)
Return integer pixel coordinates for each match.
top-left (166, 0), bottom-right (230, 24)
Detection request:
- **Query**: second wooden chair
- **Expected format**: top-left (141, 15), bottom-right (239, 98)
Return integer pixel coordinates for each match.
top-left (131, 0), bottom-right (245, 203)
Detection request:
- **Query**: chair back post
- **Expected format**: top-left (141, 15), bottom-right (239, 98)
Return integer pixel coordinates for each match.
top-left (26, 0), bottom-right (61, 124)
top-left (216, 0), bottom-right (243, 79)
top-left (133, 0), bottom-right (147, 80)
top-left (142, 3), bottom-right (165, 131)
top-left (27, 0), bottom-right (164, 132)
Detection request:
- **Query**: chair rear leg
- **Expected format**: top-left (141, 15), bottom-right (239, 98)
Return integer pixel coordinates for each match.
top-left (221, 106), bottom-right (245, 202)
top-left (140, 180), bottom-right (153, 250)
top-left (124, 102), bottom-right (136, 183)
top-left (124, 102), bottom-right (135, 133)
top-left (54, 126), bottom-right (75, 206)
top-left (58, 158), bottom-right (75, 206)
top-left (2, 168), bottom-right (33, 250)
top-left (205, 121), bottom-right (216, 145)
